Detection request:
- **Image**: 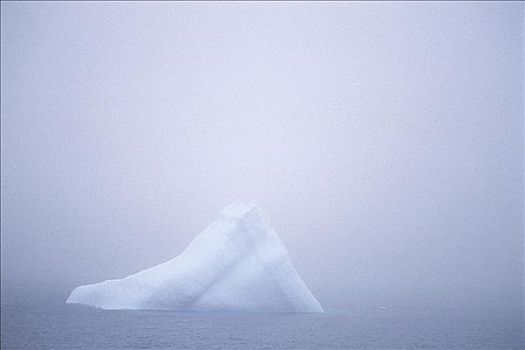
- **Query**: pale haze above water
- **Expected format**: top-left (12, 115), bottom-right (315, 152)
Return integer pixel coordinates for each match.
top-left (1, 1), bottom-right (523, 314)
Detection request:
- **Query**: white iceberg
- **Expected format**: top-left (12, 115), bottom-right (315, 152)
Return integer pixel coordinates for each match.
top-left (66, 200), bottom-right (324, 313)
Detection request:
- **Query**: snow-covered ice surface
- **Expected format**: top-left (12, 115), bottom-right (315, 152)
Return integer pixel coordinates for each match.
top-left (66, 200), bottom-right (324, 313)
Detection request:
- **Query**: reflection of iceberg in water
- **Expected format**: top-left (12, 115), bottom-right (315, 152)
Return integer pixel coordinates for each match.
top-left (66, 200), bottom-right (324, 313)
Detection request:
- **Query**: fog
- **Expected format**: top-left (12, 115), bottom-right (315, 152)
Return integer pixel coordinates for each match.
top-left (1, 1), bottom-right (523, 311)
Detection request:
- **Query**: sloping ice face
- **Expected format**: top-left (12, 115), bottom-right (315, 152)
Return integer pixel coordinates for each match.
top-left (66, 200), bottom-right (324, 313)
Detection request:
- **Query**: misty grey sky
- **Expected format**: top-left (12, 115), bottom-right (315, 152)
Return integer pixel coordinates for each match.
top-left (1, 1), bottom-right (523, 310)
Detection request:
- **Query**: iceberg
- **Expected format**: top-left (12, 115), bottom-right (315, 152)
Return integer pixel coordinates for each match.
top-left (66, 200), bottom-right (324, 313)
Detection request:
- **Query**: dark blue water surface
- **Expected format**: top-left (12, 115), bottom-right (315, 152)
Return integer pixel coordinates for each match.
top-left (1, 303), bottom-right (523, 349)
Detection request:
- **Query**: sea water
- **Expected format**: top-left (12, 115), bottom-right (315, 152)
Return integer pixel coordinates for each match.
top-left (1, 302), bottom-right (523, 349)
